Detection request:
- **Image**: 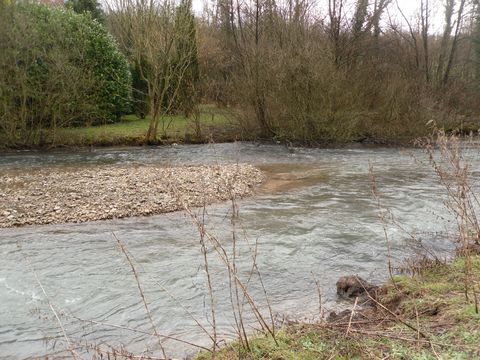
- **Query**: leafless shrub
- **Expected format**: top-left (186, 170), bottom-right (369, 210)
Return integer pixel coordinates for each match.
top-left (113, 234), bottom-right (168, 359)
top-left (21, 247), bottom-right (80, 359)
top-left (21, 163), bottom-right (279, 359)
top-left (416, 124), bottom-right (479, 313)
top-left (165, 170), bottom-right (278, 351)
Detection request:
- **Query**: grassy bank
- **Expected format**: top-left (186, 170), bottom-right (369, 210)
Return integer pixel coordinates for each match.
top-left (2, 103), bottom-right (478, 150)
top-left (57, 106), bottom-right (231, 145)
top-left (196, 255), bottom-right (480, 359)
top-left (0, 105), bottom-right (243, 149)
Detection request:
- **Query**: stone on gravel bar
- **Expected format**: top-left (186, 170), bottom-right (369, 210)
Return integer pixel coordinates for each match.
top-left (0, 164), bottom-right (265, 228)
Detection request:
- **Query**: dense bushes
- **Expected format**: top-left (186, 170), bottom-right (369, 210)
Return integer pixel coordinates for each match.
top-left (195, 0), bottom-right (480, 143)
top-left (0, 3), bottom-right (131, 146)
top-left (1, 0), bottom-right (479, 147)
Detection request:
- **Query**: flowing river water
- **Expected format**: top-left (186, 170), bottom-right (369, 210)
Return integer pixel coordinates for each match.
top-left (0, 142), bottom-right (467, 359)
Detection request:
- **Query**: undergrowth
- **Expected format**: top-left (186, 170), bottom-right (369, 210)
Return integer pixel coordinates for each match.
top-left (196, 255), bottom-right (480, 359)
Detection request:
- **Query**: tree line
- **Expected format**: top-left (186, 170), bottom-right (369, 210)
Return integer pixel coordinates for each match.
top-left (1, 0), bottom-right (479, 146)
top-left (0, 0), bottom-right (198, 146)
top-left (194, 0), bottom-right (480, 142)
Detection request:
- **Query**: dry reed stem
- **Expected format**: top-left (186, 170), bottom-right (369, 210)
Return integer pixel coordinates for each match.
top-left (311, 272), bottom-right (324, 320)
top-left (233, 198), bottom-right (277, 343)
top-left (355, 275), bottom-right (429, 339)
top-left (113, 233), bottom-right (168, 359)
top-left (68, 315), bottom-right (211, 351)
top-left (346, 296), bottom-right (358, 335)
top-left (224, 171), bottom-right (277, 345)
top-left (113, 226), bottom-right (217, 345)
top-left (368, 161), bottom-right (398, 288)
top-left (166, 175), bottom-right (277, 346)
top-left (22, 250), bottom-right (79, 359)
top-left (418, 127), bottom-right (479, 312)
top-left (142, 270), bottom-right (216, 345)
top-left (228, 196), bottom-right (251, 350)
top-left (199, 203), bottom-right (219, 352)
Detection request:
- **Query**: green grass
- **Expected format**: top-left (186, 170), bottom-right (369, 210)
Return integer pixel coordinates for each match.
top-left (52, 105), bottom-right (232, 146)
top-left (0, 105), bottom-right (235, 149)
top-left (195, 255), bottom-right (480, 359)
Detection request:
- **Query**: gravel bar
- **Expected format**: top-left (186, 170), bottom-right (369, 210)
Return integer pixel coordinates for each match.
top-left (0, 164), bottom-right (264, 228)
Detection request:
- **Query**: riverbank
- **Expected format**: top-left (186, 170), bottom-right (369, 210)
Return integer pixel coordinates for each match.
top-left (2, 111), bottom-right (478, 151)
top-left (0, 105), bottom-right (246, 150)
top-left (0, 164), bottom-right (264, 228)
top-left (196, 254), bottom-right (480, 359)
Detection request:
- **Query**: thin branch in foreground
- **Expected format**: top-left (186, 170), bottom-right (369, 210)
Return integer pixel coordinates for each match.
top-left (200, 202), bottom-right (219, 352)
top-left (225, 175), bottom-right (277, 343)
top-left (166, 175), bottom-right (277, 345)
top-left (356, 275), bottom-right (429, 340)
top-left (311, 272), bottom-right (324, 320)
top-left (67, 314), bottom-right (211, 351)
top-left (144, 270), bottom-right (216, 345)
top-left (346, 296), bottom-right (358, 335)
top-left (112, 232), bottom-right (168, 359)
top-left (21, 249), bottom-right (79, 360)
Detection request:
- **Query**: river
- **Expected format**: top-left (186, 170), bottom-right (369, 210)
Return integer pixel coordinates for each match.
top-left (0, 143), bottom-right (460, 358)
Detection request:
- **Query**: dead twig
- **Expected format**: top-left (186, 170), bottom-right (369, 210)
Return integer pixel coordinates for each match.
top-left (356, 275), bottom-right (429, 339)
top-left (346, 297), bottom-right (358, 335)
top-left (22, 250), bottom-right (79, 360)
top-left (311, 272), bottom-right (324, 320)
top-left (167, 178), bottom-right (277, 345)
top-left (67, 315), bottom-right (211, 351)
top-left (113, 233), bottom-right (168, 359)
top-left (199, 202), bottom-right (219, 352)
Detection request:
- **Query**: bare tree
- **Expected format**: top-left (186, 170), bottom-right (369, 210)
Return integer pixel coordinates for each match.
top-left (393, 0), bottom-right (421, 71)
top-left (442, 0), bottom-right (468, 84)
top-left (352, 0), bottom-right (368, 38)
top-left (437, 0), bottom-right (456, 82)
top-left (327, 0), bottom-right (345, 65)
top-left (372, 0), bottom-right (391, 39)
top-left (107, 0), bottom-right (198, 141)
top-left (421, 0), bottom-right (431, 82)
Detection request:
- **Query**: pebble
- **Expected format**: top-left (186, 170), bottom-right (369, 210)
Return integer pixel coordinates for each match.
top-left (0, 164), bottom-right (265, 228)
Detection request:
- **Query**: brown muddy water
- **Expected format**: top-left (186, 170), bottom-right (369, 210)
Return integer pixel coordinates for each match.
top-left (0, 142), bottom-right (469, 359)
top-left (259, 163), bottom-right (329, 193)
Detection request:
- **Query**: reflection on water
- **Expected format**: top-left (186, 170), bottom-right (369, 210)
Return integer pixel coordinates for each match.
top-left (0, 143), bottom-right (461, 358)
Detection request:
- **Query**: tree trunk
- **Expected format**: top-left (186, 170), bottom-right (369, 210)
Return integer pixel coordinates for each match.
top-left (146, 99), bottom-right (158, 142)
top-left (421, 0), bottom-right (430, 83)
top-left (443, 0), bottom-right (467, 85)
